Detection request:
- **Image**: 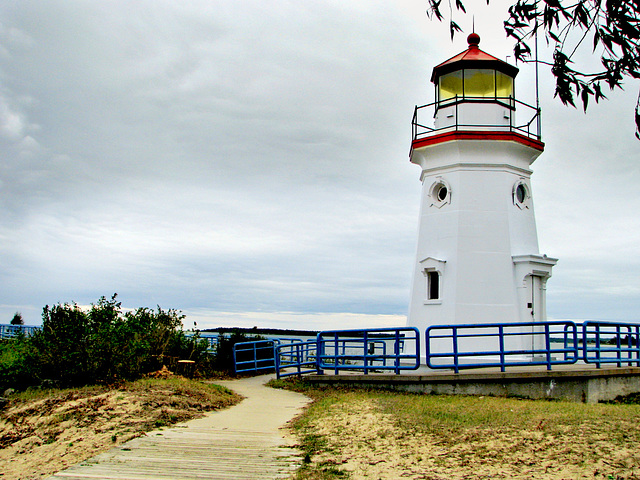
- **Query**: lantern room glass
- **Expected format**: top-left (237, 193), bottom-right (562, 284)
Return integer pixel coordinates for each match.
top-left (437, 69), bottom-right (514, 102)
top-left (439, 71), bottom-right (463, 101)
top-left (496, 72), bottom-right (514, 97)
top-left (464, 69), bottom-right (495, 97)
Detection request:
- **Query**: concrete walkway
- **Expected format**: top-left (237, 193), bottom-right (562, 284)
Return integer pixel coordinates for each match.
top-left (49, 375), bottom-right (311, 480)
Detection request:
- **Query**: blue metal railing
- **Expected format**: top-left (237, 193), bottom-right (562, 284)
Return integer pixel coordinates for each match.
top-left (582, 321), bottom-right (640, 368)
top-left (317, 327), bottom-right (420, 375)
top-left (231, 321), bottom-right (640, 377)
top-left (199, 333), bottom-right (220, 352)
top-left (184, 332), bottom-right (220, 353)
top-left (426, 321), bottom-right (579, 373)
top-left (233, 340), bottom-right (277, 374)
top-left (276, 338), bottom-right (306, 364)
top-left (275, 341), bottom-right (318, 379)
top-left (0, 324), bottom-right (41, 339)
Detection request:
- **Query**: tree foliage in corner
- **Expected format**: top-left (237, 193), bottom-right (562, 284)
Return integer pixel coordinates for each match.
top-left (10, 312), bottom-right (24, 325)
top-left (427, 0), bottom-right (640, 139)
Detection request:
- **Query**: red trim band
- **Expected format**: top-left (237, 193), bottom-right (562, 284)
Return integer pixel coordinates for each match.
top-left (412, 130), bottom-right (545, 151)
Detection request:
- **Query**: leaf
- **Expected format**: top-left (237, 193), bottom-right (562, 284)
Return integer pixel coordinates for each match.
top-left (427, 0), bottom-right (443, 21)
top-left (523, 2), bottom-right (538, 20)
top-left (600, 29), bottom-right (614, 52)
top-left (593, 82), bottom-right (607, 102)
top-left (543, 5), bottom-right (560, 30)
top-left (552, 49), bottom-right (577, 107)
top-left (514, 41), bottom-right (532, 60)
top-left (581, 84), bottom-right (593, 112)
top-left (455, 0), bottom-right (467, 14)
top-left (449, 20), bottom-right (462, 41)
top-left (544, 0), bottom-right (562, 9)
top-left (636, 97), bottom-right (640, 140)
top-left (574, 2), bottom-right (590, 28)
top-left (593, 30), bottom-right (600, 50)
top-left (549, 30), bottom-right (561, 42)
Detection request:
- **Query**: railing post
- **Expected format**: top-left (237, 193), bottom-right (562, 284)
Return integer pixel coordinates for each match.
top-left (625, 326), bottom-right (633, 367)
top-left (509, 95), bottom-right (513, 132)
top-left (635, 326), bottom-right (640, 367)
top-left (275, 345), bottom-right (282, 379)
top-left (252, 343), bottom-right (257, 371)
top-left (498, 325), bottom-right (505, 372)
top-left (316, 334), bottom-right (323, 375)
top-left (415, 328), bottom-right (420, 369)
top-left (595, 323), bottom-right (601, 369)
top-left (563, 323), bottom-right (572, 362)
top-left (455, 96), bottom-right (459, 131)
top-left (452, 327), bottom-right (459, 374)
top-left (334, 332), bottom-right (339, 375)
top-left (537, 107), bottom-right (542, 139)
top-left (615, 325), bottom-right (622, 367)
top-left (545, 323), bottom-right (552, 371)
top-left (394, 330), bottom-right (400, 374)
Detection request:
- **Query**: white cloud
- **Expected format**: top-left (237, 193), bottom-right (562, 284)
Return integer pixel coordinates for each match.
top-left (0, 95), bottom-right (26, 139)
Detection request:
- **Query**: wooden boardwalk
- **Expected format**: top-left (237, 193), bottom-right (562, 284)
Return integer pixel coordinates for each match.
top-left (49, 375), bottom-right (311, 480)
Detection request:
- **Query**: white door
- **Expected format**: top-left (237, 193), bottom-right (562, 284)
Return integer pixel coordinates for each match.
top-left (527, 275), bottom-right (545, 355)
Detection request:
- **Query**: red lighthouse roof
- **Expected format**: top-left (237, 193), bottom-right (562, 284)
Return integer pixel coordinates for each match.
top-left (430, 33), bottom-right (519, 83)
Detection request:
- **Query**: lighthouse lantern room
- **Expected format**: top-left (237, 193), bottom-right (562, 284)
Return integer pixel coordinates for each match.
top-left (407, 34), bottom-right (557, 358)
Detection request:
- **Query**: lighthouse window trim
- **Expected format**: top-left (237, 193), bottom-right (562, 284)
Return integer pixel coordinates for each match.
top-left (429, 178), bottom-right (451, 208)
top-left (513, 180), bottom-right (530, 209)
top-left (419, 257), bottom-right (445, 305)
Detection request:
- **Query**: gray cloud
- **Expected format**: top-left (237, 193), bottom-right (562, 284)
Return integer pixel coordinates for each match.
top-left (1, 0), bottom-right (638, 329)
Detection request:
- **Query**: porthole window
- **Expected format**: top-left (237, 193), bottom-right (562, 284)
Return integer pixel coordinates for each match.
top-left (429, 178), bottom-right (451, 208)
top-left (436, 185), bottom-right (448, 202)
top-left (513, 180), bottom-right (530, 209)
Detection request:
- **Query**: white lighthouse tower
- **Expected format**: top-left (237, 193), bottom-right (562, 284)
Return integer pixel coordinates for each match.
top-left (407, 33), bottom-right (557, 355)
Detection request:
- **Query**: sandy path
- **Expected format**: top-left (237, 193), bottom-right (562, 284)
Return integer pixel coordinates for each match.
top-left (48, 375), bottom-right (311, 480)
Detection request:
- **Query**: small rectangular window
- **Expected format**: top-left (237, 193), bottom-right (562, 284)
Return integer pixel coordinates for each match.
top-left (427, 271), bottom-right (439, 300)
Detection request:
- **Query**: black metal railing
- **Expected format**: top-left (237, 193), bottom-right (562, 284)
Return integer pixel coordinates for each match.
top-left (411, 96), bottom-right (541, 155)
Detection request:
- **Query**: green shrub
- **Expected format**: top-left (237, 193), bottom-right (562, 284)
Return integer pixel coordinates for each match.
top-left (31, 301), bottom-right (90, 385)
top-left (4, 294), bottom-right (210, 389)
top-left (0, 335), bottom-right (39, 390)
top-left (0, 295), bottom-right (272, 390)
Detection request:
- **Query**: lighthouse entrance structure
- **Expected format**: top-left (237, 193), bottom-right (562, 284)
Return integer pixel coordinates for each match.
top-left (407, 34), bottom-right (557, 359)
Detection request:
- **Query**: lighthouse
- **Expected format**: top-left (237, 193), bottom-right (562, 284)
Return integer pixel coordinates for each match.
top-left (407, 33), bottom-right (557, 354)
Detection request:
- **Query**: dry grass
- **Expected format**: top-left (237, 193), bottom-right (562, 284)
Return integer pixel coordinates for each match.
top-left (0, 377), bottom-right (241, 480)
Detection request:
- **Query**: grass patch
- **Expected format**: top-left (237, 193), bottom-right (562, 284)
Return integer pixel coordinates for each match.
top-left (374, 392), bottom-right (640, 444)
top-left (277, 380), bottom-right (640, 479)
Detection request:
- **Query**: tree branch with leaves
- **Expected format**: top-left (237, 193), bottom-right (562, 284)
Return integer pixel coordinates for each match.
top-left (427, 0), bottom-right (640, 139)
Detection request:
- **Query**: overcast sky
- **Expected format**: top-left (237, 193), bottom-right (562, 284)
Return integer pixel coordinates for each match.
top-left (1, 0), bottom-right (638, 330)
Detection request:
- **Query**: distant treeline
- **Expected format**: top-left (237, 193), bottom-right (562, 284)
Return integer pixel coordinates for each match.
top-left (201, 327), bottom-right (319, 337)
